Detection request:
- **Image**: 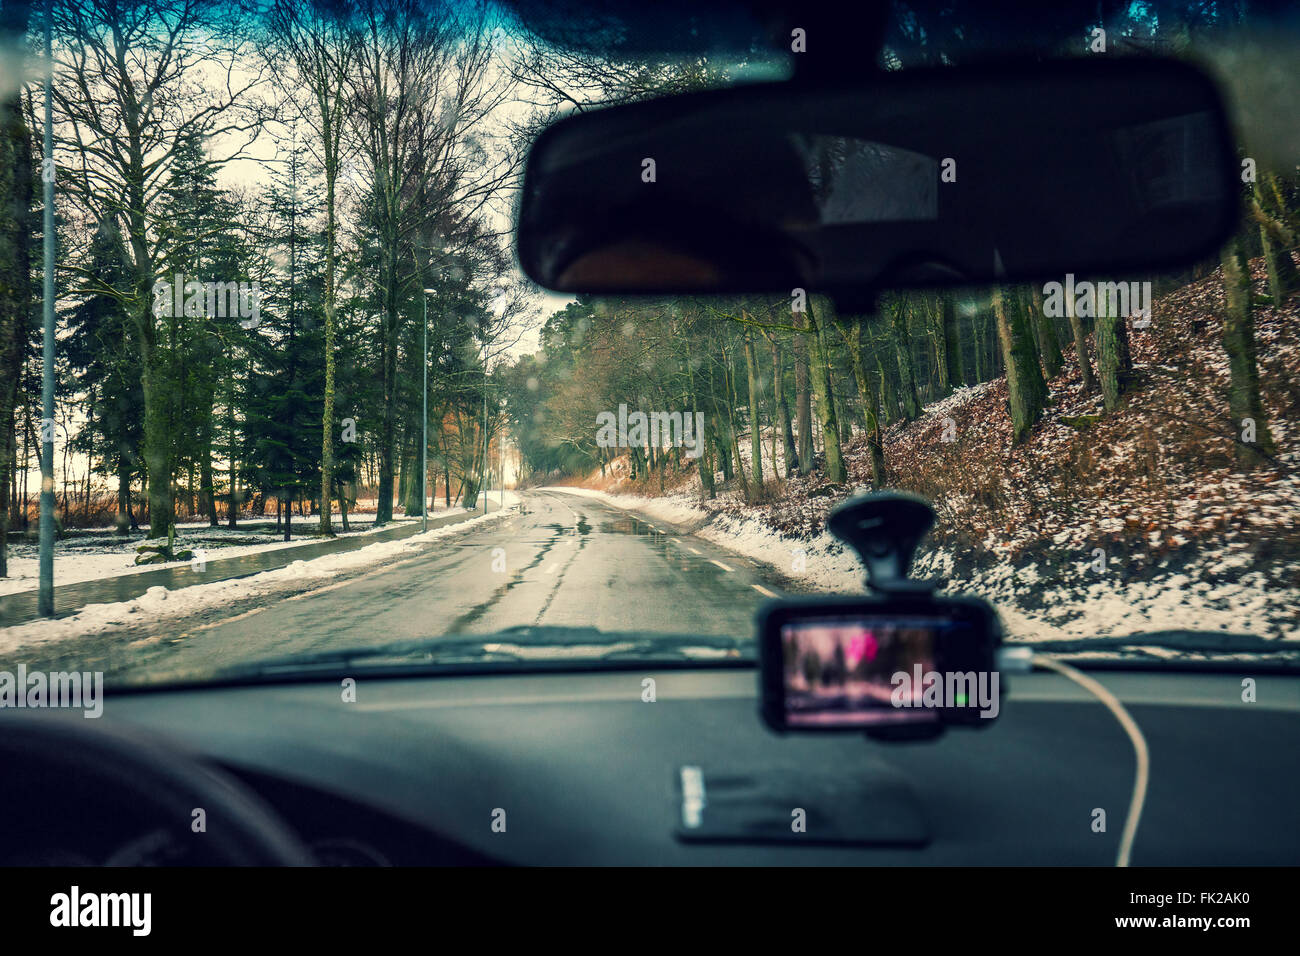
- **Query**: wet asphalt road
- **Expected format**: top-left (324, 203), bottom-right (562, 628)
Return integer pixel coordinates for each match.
top-left (0, 510), bottom-right (475, 629)
top-left (32, 490), bottom-right (794, 682)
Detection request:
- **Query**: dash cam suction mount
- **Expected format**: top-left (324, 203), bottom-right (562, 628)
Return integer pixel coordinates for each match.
top-left (827, 491), bottom-right (943, 595)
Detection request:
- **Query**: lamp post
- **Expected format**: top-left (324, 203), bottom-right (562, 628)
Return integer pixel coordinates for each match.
top-left (421, 287), bottom-right (437, 532)
top-left (482, 342), bottom-right (488, 515)
top-left (38, 1), bottom-right (55, 617)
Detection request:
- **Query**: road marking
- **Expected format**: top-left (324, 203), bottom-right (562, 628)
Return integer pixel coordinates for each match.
top-left (751, 584), bottom-right (779, 598)
top-left (188, 605), bottom-right (270, 632)
top-left (687, 546), bottom-right (702, 555)
top-left (709, 559), bottom-right (733, 572)
top-left (670, 537), bottom-right (682, 544)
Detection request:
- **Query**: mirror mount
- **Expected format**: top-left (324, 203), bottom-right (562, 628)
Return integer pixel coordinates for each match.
top-left (827, 491), bottom-right (943, 595)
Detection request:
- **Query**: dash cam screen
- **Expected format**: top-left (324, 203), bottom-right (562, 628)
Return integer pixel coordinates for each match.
top-left (780, 617), bottom-right (944, 727)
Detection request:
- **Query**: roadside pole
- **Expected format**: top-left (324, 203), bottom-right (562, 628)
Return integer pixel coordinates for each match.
top-left (421, 288), bottom-right (428, 532)
top-left (38, 3), bottom-right (55, 617)
top-left (482, 347), bottom-right (488, 515)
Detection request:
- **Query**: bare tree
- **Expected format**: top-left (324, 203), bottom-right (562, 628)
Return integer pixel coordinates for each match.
top-left (51, 0), bottom-right (268, 541)
top-left (346, 0), bottom-right (517, 523)
top-left (265, 0), bottom-right (359, 536)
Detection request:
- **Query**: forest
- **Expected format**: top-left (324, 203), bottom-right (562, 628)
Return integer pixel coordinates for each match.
top-left (0, 0), bottom-right (546, 578)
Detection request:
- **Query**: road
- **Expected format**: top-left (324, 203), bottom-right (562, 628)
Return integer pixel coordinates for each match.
top-left (25, 490), bottom-right (795, 682)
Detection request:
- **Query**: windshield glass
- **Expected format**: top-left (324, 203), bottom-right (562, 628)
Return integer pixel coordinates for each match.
top-left (0, 1), bottom-right (1296, 686)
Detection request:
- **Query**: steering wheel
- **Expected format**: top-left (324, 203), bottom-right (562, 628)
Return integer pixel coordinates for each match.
top-left (0, 712), bottom-right (314, 866)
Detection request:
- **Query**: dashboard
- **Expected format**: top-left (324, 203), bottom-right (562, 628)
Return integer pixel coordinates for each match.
top-left (5, 665), bottom-right (1299, 865)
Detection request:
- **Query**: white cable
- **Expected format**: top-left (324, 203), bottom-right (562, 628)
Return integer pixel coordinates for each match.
top-left (1032, 654), bottom-right (1149, 867)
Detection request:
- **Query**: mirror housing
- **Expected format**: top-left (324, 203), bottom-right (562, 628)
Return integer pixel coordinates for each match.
top-left (518, 58), bottom-right (1238, 304)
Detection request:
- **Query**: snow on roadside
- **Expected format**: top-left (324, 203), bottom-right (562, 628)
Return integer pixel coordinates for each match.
top-left (0, 510), bottom-right (466, 597)
top-left (0, 496), bottom-right (519, 656)
top-left (544, 487), bottom-right (1299, 644)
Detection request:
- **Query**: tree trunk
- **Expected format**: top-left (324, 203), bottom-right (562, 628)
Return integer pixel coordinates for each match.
top-left (116, 458), bottom-right (132, 534)
top-left (700, 420), bottom-right (717, 499)
top-left (140, 335), bottom-right (177, 541)
top-left (0, 38), bottom-right (32, 576)
top-left (792, 317), bottom-right (813, 474)
top-left (802, 299), bottom-right (846, 482)
top-left (376, 252), bottom-right (399, 524)
top-left (942, 293), bottom-right (964, 389)
top-left (848, 321), bottom-right (887, 488)
top-left (1095, 293), bottom-right (1134, 412)
top-left (743, 327), bottom-right (763, 485)
top-left (890, 298), bottom-right (922, 420)
top-left (1221, 238), bottom-right (1276, 466)
top-left (993, 285), bottom-right (1048, 444)
top-left (770, 336), bottom-right (799, 477)
top-left (319, 141), bottom-right (338, 535)
top-left (1253, 173), bottom-right (1298, 305)
top-left (876, 353), bottom-right (900, 425)
top-left (1030, 286), bottom-right (1064, 380)
top-left (199, 416), bottom-right (217, 526)
top-left (1259, 225), bottom-right (1298, 304)
top-left (1066, 284), bottom-right (1096, 392)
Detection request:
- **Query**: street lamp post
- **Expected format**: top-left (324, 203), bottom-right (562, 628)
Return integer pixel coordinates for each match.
top-left (421, 290), bottom-right (428, 532)
top-left (38, 3), bottom-right (55, 617)
top-left (420, 287), bottom-right (438, 532)
top-left (482, 346), bottom-right (488, 515)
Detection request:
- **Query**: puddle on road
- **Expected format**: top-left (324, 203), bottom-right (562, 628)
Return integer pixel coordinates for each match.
top-left (597, 514), bottom-right (660, 536)
top-left (445, 520), bottom-right (594, 632)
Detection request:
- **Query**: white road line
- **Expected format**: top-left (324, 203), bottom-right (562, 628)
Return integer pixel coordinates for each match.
top-left (751, 584), bottom-right (779, 598)
top-left (670, 537), bottom-right (682, 544)
top-left (709, 559), bottom-right (734, 572)
top-left (687, 546), bottom-right (702, 555)
top-left (188, 605), bottom-right (269, 633)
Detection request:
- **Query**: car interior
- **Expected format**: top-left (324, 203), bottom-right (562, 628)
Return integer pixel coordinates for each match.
top-left (1, 0), bottom-right (1296, 880)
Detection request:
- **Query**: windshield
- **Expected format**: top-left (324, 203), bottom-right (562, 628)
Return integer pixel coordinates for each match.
top-left (0, 1), bottom-right (1296, 687)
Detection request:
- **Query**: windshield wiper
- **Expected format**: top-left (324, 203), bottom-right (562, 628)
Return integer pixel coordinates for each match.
top-left (234, 625), bottom-right (751, 677)
top-left (1016, 630), bottom-right (1298, 657)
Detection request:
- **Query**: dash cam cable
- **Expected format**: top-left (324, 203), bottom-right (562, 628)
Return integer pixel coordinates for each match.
top-left (1031, 655), bottom-right (1150, 868)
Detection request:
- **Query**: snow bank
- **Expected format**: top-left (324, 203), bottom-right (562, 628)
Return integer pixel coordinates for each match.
top-left (0, 511), bottom-right (454, 597)
top-left (546, 487), bottom-right (1299, 645)
top-left (0, 498), bottom-right (519, 656)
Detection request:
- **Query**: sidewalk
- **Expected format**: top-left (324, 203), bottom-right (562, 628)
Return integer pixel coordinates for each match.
top-left (0, 500), bottom-right (504, 628)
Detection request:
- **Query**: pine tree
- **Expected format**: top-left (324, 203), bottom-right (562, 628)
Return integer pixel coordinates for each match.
top-left (244, 136), bottom-right (325, 539)
top-left (64, 222), bottom-right (143, 531)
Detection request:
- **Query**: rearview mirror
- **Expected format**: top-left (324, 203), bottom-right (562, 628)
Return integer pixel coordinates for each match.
top-left (517, 59), bottom-right (1238, 302)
